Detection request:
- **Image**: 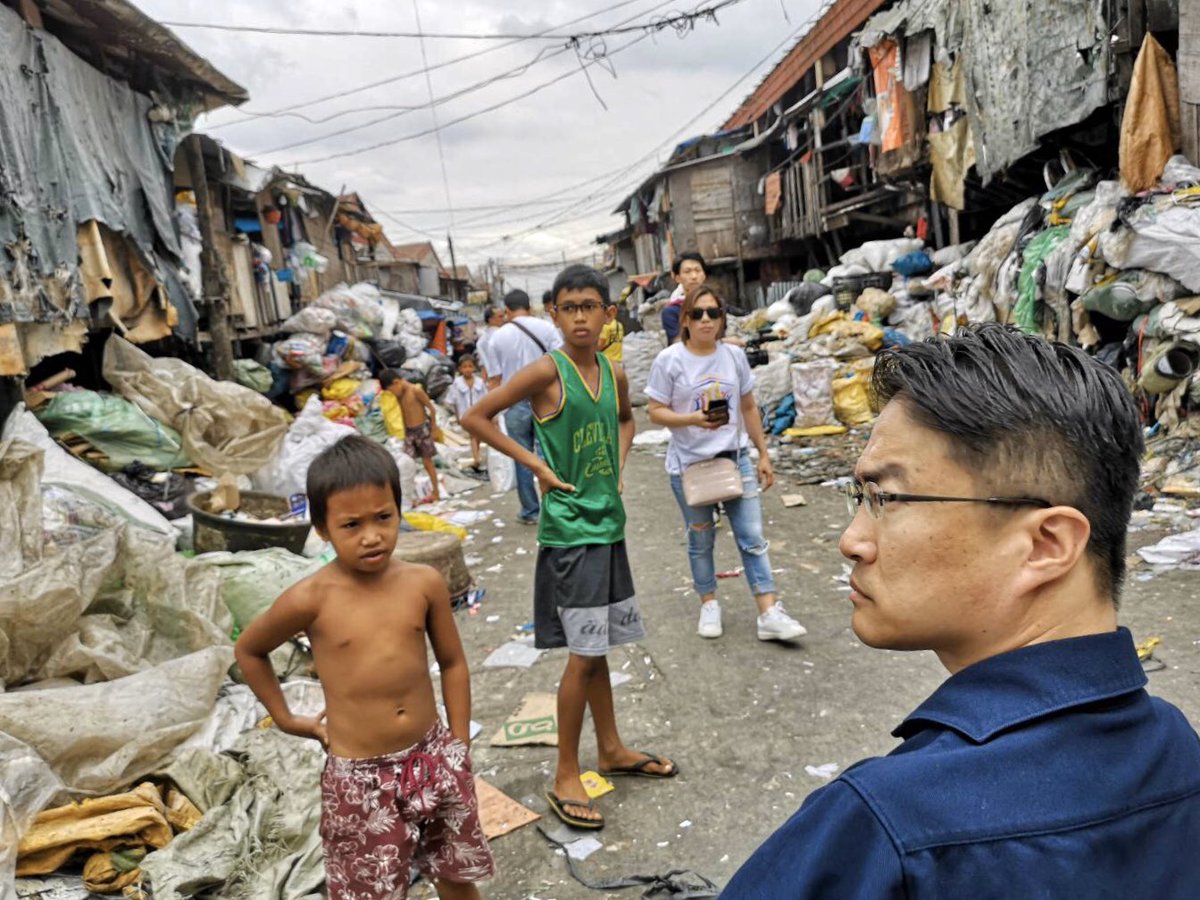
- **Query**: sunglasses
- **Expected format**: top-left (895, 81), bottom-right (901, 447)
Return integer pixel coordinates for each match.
top-left (688, 307), bottom-right (724, 321)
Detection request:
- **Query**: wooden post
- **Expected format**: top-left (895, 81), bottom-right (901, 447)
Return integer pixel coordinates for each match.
top-left (183, 138), bottom-right (235, 381)
top-left (1181, 0), bottom-right (1200, 163)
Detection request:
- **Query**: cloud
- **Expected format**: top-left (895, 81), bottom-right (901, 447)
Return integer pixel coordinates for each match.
top-left (135, 0), bottom-right (824, 286)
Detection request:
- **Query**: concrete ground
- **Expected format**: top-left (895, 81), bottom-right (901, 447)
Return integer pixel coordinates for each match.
top-left (436, 411), bottom-right (1200, 900)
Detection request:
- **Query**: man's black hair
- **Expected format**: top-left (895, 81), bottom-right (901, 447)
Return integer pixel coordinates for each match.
top-left (542, 290), bottom-right (553, 306)
top-left (550, 264), bottom-right (610, 306)
top-left (871, 323), bottom-right (1144, 603)
top-left (672, 251), bottom-right (708, 276)
top-left (307, 434), bottom-right (403, 531)
top-left (503, 289), bottom-right (531, 311)
top-left (378, 368), bottom-right (406, 389)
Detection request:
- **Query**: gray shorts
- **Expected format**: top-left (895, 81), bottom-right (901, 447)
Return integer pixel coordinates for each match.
top-left (534, 541), bottom-right (645, 656)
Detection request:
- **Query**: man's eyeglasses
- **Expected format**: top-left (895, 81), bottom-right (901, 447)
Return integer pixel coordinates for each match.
top-left (557, 302), bottom-right (605, 316)
top-left (844, 481), bottom-right (1052, 520)
top-left (688, 307), bottom-right (724, 321)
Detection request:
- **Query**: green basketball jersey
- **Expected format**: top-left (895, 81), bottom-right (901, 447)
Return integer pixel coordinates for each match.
top-left (533, 350), bottom-right (625, 547)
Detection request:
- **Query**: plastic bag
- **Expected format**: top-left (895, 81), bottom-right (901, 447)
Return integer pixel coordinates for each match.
top-left (0, 647), bottom-right (233, 796)
top-left (232, 359), bottom-right (273, 394)
top-left (0, 733), bottom-right (62, 894)
top-left (791, 360), bottom-right (841, 428)
top-left (103, 336), bottom-right (289, 476)
top-left (402, 511), bottom-right (468, 540)
top-left (110, 462), bottom-right (190, 520)
top-left (832, 358), bottom-right (877, 426)
top-left (279, 306), bottom-right (337, 337)
top-left (252, 397), bottom-right (357, 498)
top-left (855, 288), bottom-right (897, 320)
top-left (488, 418), bottom-right (516, 495)
top-left (313, 283), bottom-right (385, 339)
top-left (35, 390), bottom-right (192, 472)
top-left (198, 548), bottom-right (322, 632)
top-left (751, 356), bottom-right (793, 410)
top-left (2, 405), bottom-right (173, 534)
top-left (892, 251), bottom-right (934, 277)
top-left (273, 333), bottom-right (326, 373)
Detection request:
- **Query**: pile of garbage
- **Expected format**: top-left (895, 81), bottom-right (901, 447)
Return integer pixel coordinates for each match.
top-left (267, 282), bottom-right (458, 412)
top-left (720, 154), bottom-right (1200, 495)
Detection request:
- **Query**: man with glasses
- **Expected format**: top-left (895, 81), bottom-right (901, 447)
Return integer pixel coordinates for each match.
top-left (724, 324), bottom-right (1200, 897)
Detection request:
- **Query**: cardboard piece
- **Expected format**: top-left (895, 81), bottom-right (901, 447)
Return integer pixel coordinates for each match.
top-left (490, 693), bottom-right (558, 747)
top-left (208, 473), bottom-right (241, 514)
top-left (475, 777), bottom-right (539, 840)
top-left (781, 493), bottom-right (808, 508)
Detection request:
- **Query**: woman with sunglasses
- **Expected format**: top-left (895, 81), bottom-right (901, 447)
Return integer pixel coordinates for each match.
top-left (645, 286), bottom-right (807, 643)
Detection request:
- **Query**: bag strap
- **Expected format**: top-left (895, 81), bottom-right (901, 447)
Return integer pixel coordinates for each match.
top-left (511, 319), bottom-right (549, 354)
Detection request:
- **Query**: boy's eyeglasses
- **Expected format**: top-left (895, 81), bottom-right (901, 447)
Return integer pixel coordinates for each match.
top-left (557, 302), bottom-right (605, 316)
top-left (688, 307), bottom-right (724, 321)
top-left (844, 480), bottom-right (1052, 520)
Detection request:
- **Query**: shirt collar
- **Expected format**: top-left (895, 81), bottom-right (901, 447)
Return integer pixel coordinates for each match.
top-left (893, 628), bottom-right (1148, 744)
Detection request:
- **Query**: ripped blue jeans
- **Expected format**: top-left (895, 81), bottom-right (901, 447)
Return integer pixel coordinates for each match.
top-left (669, 454), bottom-right (776, 599)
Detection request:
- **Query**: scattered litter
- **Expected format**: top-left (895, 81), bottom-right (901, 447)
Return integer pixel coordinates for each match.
top-left (657, 841), bottom-right (670, 848)
top-left (492, 519), bottom-right (506, 528)
top-left (476, 777), bottom-right (540, 840)
top-left (515, 622), bottom-right (536, 634)
top-left (632, 428), bottom-right (671, 447)
top-left (581, 771), bottom-right (615, 799)
top-left (716, 568), bottom-right (744, 579)
top-left (515, 547), bottom-right (529, 555)
top-left (680, 820), bottom-right (693, 828)
top-left (486, 564), bottom-right (503, 573)
top-left (464, 554), bottom-right (484, 566)
top-left (805, 763), bottom-right (839, 780)
top-left (565, 836), bottom-right (604, 861)
top-left (1137, 528), bottom-right (1200, 570)
top-left (482, 642), bottom-right (544, 670)
top-left (486, 615), bottom-right (501, 624)
top-left (446, 510), bottom-right (491, 527)
top-left (491, 693), bottom-right (558, 746)
top-left (491, 536), bottom-right (504, 544)
top-left (609, 672), bottom-right (634, 688)
top-left (781, 493), bottom-right (808, 508)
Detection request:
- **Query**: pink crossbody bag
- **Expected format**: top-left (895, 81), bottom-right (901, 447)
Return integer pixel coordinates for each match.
top-left (680, 346), bottom-right (747, 507)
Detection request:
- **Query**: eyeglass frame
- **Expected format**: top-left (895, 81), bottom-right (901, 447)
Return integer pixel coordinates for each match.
top-left (688, 306), bottom-right (724, 321)
top-left (556, 301), bottom-right (607, 316)
top-left (844, 480), bottom-right (1053, 520)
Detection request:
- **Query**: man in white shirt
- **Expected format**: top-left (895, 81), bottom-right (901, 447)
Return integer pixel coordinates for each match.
top-left (486, 289), bottom-right (563, 524)
top-left (476, 306), bottom-right (505, 381)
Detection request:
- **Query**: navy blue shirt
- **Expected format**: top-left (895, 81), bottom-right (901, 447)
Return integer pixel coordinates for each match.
top-left (661, 301), bottom-right (683, 345)
top-left (724, 629), bottom-right (1200, 898)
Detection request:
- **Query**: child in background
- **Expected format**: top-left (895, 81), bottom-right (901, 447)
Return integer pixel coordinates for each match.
top-left (445, 354), bottom-right (488, 471)
top-left (380, 368), bottom-right (442, 503)
top-left (462, 264), bottom-right (677, 831)
top-left (234, 435), bottom-right (493, 899)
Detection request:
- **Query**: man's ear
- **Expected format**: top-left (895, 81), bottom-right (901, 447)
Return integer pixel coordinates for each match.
top-left (1024, 507), bottom-right (1091, 585)
top-left (606, 304), bottom-right (617, 322)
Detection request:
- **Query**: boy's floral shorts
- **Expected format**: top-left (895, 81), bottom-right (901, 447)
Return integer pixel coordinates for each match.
top-left (320, 721), bottom-right (495, 899)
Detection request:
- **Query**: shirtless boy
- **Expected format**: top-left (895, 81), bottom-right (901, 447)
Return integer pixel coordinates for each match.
top-left (234, 435), bottom-right (493, 899)
top-left (381, 368), bottom-right (442, 502)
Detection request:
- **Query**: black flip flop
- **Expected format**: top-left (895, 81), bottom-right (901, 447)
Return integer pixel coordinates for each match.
top-left (545, 790), bottom-right (605, 830)
top-left (600, 752), bottom-right (679, 779)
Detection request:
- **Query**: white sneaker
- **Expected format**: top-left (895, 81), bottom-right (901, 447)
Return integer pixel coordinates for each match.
top-left (697, 601), bottom-right (723, 639)
top-left (757, 604), bottom-right (807, 642)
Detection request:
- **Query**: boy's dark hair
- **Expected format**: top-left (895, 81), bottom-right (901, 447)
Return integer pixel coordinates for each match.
top-left (378, 368), bottom-right (406, 389)
top-left (503, 289), bottom-right (531, 311)
top-left (542, 290), bottom-right (553, 306)
top-left (871, 324), bottom-right (1144, 604)
top-left (672, 252), bottom-right (708, 276)
top-left (550, 264), bottom-right (610, 306)
top-left (458, 353), bottom-right (478, 368)
top-left (307, 434), bottom-right (403, 530)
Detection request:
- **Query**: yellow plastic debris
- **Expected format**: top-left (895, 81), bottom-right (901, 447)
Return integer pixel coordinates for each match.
top-left (783, 425), bottom-right (849, 438)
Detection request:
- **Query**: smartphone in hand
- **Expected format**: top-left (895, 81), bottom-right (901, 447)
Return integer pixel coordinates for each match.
top-left (704, 396), bottom-right (730, 424)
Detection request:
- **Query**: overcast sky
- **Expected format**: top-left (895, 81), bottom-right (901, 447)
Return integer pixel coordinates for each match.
top-left (136, 0), bottom-right (822, 290)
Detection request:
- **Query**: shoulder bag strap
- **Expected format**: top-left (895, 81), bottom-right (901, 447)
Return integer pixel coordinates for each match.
top-left (510, 319), bottom-right (549, 354)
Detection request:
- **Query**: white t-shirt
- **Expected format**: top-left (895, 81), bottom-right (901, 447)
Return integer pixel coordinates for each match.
top-left (487, 316), bottom-right (564, 384)
top-left (445, 374), bottom-right (487, 419)
top-left (644, 342), bottom-right (756, 475)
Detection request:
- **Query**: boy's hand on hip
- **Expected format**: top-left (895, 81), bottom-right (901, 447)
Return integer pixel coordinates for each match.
top-left (283, 711), bottom-right (328, 748)
top-left (535, 463), bottom-right (575, 496)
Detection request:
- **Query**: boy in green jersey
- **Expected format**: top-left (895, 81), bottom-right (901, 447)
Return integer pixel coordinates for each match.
top-left (462, 265), bottom-right (677, 830)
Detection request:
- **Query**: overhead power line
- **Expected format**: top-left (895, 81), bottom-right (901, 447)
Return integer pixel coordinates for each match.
top-left (284, 30), bottom-right (657, 166)
top-left (251, 0), bottom-right (678, 156)
top-left (206, 0), bottom-right (653, 129)
top-left (164, 0), bottom-right (742, 40)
